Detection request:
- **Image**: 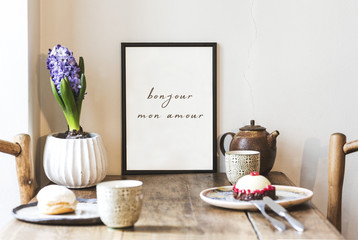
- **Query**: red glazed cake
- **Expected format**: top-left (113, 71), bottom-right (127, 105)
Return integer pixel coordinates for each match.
top-left (233, 172), bottom-right (277, 201)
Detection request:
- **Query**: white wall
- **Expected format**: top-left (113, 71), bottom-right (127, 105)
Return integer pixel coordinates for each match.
top-left (29, 0), bottom-right (41, 190)
top-left (39, 1), bottom-right (358, 238)
top-left (0, 1), bottom-right (27, 228)
top-left (0, 0), bottom-right (40, 229)
top-left (38, 1), bottom-right (358, 238)
top-left (2, 0), bottom-right (357, 238)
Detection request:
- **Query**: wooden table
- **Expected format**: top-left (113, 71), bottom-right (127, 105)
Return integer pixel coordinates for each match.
top-left (0, 172), bottom-right (343, 239)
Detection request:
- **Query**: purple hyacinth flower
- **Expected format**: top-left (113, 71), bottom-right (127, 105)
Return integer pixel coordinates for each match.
top-left (47, 44), bottom-right (82, 98)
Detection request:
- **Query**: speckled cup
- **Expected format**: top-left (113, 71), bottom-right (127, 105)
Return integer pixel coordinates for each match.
top-left (96, 180), bottom-right (143, 228)
top-left (225, 150), bottom-right (260, 185)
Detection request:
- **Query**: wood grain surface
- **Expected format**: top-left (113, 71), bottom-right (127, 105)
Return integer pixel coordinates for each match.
top-left (0, 138), bottom-right (21, 156)
top-left (0, 172), bottom-right (343, 240)
top-left (14, 134), bottom-right (35, 204)
top-left (328, 133), bottom-right (358, 232)
top-left (328, 133), bottom-right (346, 232)
top-left (0, 134), bottom-right (35, 204)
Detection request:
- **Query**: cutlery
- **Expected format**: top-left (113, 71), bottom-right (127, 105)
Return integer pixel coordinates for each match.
top-left (252, 200), bottom-right (286, 231)
top-left (263, 196), bottom-right (304, 232)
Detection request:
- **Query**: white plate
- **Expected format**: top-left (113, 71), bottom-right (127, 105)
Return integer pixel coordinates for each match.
top-left (13, 198), bottom-right (101, 225)
top-left (200, 185), bottom-right (313, 210)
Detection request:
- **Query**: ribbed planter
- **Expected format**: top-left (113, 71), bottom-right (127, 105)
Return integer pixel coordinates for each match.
top-left (43, 132), bottom-right (108, 188)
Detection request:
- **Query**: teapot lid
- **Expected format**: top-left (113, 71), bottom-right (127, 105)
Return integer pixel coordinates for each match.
top-left (239, 120), bottom-right (266, 131)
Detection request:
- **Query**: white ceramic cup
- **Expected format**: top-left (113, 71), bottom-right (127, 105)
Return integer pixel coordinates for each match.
top-left (225, 150), bottom-right (260, 185)
top-left (96, 180), bottom-right (143, 228)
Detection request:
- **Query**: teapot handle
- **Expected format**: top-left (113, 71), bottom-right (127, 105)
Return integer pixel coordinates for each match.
top-left (219, 132), bottom-right (235, 156)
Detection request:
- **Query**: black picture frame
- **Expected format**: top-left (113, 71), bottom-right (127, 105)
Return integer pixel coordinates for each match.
top-left (121, 42), bottom-right (217, 174)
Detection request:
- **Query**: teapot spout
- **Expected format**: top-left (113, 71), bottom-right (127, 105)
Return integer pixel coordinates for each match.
top-left (268, 130), bottom-right (280, 148)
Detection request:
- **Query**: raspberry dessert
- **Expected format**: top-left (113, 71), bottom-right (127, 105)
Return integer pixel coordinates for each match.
top-left (233, 172), bottom-right (277, 201)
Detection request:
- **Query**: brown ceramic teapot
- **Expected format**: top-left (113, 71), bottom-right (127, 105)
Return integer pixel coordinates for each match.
top-left (219, 120), bottom-right (279, 175)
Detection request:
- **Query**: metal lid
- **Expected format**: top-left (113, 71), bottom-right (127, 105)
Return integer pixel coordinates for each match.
top-left (239, 120), bottom-right (266, 131)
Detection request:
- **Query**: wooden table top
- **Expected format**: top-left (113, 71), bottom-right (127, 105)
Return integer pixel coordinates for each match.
top-left (0, 172), bottom-right (343, 240)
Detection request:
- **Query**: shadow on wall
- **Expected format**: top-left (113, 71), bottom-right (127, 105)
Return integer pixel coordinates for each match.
top-left (341, 153), bottom-right (358, 238)
top-left (39, 53), bottom-right (66, 133)
top-left (216, 135), bottom-right (222, 172)
top-left (36, 53), bottom-right (66, 186)
top-left (300, 138), bottom-right (322, 189)
top-left (300, 137), bottom-right (328, 214)
top-left (35, 135), bottom-right (48, 187)
top-left (217, 129), bottom-right (240, 173)
top-left (301, 135), bottom-right (358, 238)
top-left (33, 53), bottom-right (44, 189)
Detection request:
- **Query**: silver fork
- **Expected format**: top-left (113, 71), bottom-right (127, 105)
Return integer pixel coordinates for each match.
top-left (252, 200), bottom-right (286, 231)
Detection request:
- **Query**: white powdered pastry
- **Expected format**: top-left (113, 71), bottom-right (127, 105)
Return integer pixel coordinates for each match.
top-left (235, 174), bottom-right (271, 191)
top-left (37, 185), bottom-right (77, 215)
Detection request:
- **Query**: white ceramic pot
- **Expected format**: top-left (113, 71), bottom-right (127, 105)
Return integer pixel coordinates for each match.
top-left (43, 132), bottom-right (108, 188)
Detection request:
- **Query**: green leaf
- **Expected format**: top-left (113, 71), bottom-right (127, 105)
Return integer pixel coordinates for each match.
top-left (60, 77), bottom-right (80, 131)
top-left (76, 73), bottom-right (87, 122)
top-left (79, 57), bottom-right (85, 75)
top-left (51, 78), bottom-right (72, 129)
top-left (50, 78), bottom-right (66, 112)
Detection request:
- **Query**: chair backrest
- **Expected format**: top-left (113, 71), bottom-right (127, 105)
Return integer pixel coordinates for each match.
top-left (0, 134), bottom-right (35, 204)
top-left (328, 133), bottom-right (358, 232)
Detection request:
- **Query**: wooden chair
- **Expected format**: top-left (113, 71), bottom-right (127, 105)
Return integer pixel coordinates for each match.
top-left (0, 134), bottom-right (35, 204)
top-left (328, 133), bottom-right (358, 232)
